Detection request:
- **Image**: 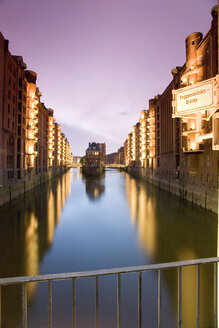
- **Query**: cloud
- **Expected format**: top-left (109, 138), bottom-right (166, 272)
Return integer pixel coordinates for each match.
top-left (118, 111), bottom-right (131, 116)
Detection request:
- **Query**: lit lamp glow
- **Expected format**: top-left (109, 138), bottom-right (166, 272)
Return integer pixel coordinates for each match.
top-left (190, 142), bottom-right (196, 150)
top-left (26, 82), bottom-right (39, 168)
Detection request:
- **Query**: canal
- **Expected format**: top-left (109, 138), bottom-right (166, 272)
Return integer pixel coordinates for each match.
top-left (0, 168), bottom-right (217, 328)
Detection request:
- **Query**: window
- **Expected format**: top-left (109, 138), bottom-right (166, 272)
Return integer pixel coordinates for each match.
top-left (8, 104), bottom-right (10, 114)
top-left (19, 78), bottom-right (22, 88)
top-left (18, 102), bottom-right (22, 113)
top-left (18, 90), bottom-right (22, 100)
top-left (17, 154), bottom-right (21, 170)
top-left (18, 126), bottom-right (21, 136)
top-left (18, 114), bottom-right (21, 124)
top-left (157, 158), bottom-right (160, 168)
top-left (17, 138), bottom-right (21, 152)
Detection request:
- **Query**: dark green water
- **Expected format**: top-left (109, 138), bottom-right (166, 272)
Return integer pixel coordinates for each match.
top-left (0, 168), bottom-right (217, 328)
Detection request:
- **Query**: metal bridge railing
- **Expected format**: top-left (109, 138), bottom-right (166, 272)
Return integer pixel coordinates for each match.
top-left (0, 257), bottom-right (218, 328)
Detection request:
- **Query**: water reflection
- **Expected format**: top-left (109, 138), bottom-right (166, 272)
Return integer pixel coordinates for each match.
top-left (0, 170), bottom-right (71, 328)
top-left (125, 174), bottom-right (217, 328)
top-left (0, 169), bottom-right (217, 328)
top-left (82, 174), bottom-right (105, 201)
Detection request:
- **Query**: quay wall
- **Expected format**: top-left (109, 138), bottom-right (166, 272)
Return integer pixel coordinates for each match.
top-left (127, 167), bottom-right (218, 214)
top-left (0, 167), bottom-right (70, 207)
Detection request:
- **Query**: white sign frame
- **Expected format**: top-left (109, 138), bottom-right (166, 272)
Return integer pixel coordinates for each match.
top-left (172, 77), bottom-right (217, 116)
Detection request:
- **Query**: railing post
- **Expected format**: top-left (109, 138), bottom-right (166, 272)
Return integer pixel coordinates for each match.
top-left (158, 269), bottom-right (162, 328)
top-left (117, 274), bottom-right (121, 328)
top-left (72, 278), bottom-right (76, 328)
top-left (95, 276), bottom-right (99, 328)
top-left (178, 267), bottom-right (182, 328)
top-left (138, 272), bottom-right (142, 328)
top-left (48, 281), bottom-right (52, 328)
top-left (196, 264), bottom-right (200, 328)
top-left (0, 285), bottom-right (1, 328)
top-left (0, 258), bottom-right (218, 328)
top-left (214, 262), bottom-right (218, 328)
top-left (22, 283), bottom-right (27, 328)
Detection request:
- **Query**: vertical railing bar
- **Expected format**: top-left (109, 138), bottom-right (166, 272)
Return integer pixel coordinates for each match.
top-left (0, 285), bottom-right (1, 328)
top-left (117, 274), bottom-right (121, 328)
top-left (72, 278), bottom-right (76, 328)
top-left (196, 264), bottom-right (200, 328)
top-left (178, 267), bottom-right (182, 328)
top-left (138, 271), bottom-right (142, 328)
top-left (95, 276), bottom-right (99, 328)
top-left (22, 282), bottom-right (27, 328)
top-left (158, 269), bottom-right (161, 328)
top-left (214, 262), bottom-right (218, 328)
top-left (48, 280), bottom-right (52, 328)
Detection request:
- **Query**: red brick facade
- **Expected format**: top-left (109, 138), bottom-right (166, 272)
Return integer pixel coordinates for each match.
top-left (0, 32), bottom-right (73, 186)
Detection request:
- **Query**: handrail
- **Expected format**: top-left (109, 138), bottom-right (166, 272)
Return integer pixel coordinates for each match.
top-left (0, 257), bottom-right (218, 285)
top-left (0, 257), bottom-right (218, 328)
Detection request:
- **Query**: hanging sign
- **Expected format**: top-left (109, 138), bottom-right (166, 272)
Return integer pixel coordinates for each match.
top-left (172, 77), bottom-right (217, 115)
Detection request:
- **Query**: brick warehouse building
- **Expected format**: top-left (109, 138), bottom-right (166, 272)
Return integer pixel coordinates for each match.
top-left (0, 35), bottom-right (27, 185)
top-left (124, 5), bottom-right (219, 212)
top-left (0, 31), bottom-right (73, 194)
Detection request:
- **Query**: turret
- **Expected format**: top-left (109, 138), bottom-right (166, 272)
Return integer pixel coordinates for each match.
top-left (185, 32), bottom-right (203, 70)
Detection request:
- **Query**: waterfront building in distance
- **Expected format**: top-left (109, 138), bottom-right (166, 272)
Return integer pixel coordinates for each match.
top-left (82, 142), bottom-right (106, 176)
top-left (73, 156), bottom-right (82, 167)
top-left (0, 31), bottom-right (73, 199)
top-left (122, 5), bottom-right (219, 213)
top-left (106, 147), bottom-right (125, 166)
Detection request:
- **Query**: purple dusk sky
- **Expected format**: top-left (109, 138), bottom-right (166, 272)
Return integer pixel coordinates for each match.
top-left (0, 0), bottom-right (217, 155)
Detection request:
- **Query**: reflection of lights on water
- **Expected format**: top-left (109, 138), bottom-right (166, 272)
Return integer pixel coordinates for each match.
top-left (129, 178), bottom-right (137, 224)
top-left (94, 188), bottom-right (99, 198)
top-left (48, 190), bottom-right (55, 245)
top-left (22, 171), bottom-right (72, 303)
top-left (24, 212), bottom-right (39, 299)
top-left (125, 176), bottom-right (157, 257)
top-left (178, 249), bottom-right (197, 328)
top-left (137, 186), bottom-right (156, 257)
top-left (56, 180), bottom-right (62, 224)
top-left (124, 173), bottom-right (216, 325)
